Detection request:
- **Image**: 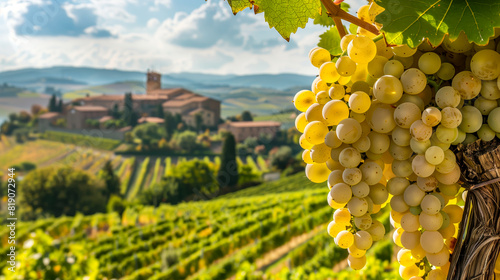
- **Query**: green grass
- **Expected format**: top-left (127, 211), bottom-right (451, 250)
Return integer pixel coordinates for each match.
top-left (127, 157), bottom-right (150, 200)
top-left (42, 131), bottom-right (121, 150)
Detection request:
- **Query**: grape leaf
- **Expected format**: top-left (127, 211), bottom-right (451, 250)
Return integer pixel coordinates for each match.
top-left (374, 0), bottom-right (500, 47)
top-left (226, 0), bottom-right (253, 14)
top-left (253, 0), bottom-right (322, 41)
top-left (318, 26), bottom-right (343, 56)
top-left (314, 2), bottom-right (350, 27)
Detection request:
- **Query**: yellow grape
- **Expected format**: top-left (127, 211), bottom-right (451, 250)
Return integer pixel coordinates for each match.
top-left (304, 121), bottom-right (329, 145)
top-left (348, 244), bottom-right (367, 258)
top-left (327, 220), bottom-right (346, 238)
top-left (319, 61), bottom-right (341, 83)
top-left (335, 230), bottom-right (354, 248)
top-left (333, 208), bottom-right (351, 225)
top-left (329, 84), bottom-right (345, 100)
top-left (305, 163), bottom-right (330, 183)
top-left (322, 100), bottom-right (349, 126)
top-left (336, 56), bottom-right (357, 77)
top-left (392, 45), bottom-right (417, 57)
top-left (340, 34), bottom-right (356, 52)
top-left (310, 48), bottom-right (331, 68)
top-left (293, 90), bottom-right (315, 112)
top-left (311, 76), bottom-right (329, 94)
top-left (373, 75), bottom-right (403, 104)
top-left (347, 254), bottom-right (367, 270)
top-left (302, 150), bottom-right (314, 164)
top-left (348, 35), bottom-right (377, 64)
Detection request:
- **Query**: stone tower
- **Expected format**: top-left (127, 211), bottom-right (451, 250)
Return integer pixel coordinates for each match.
top-left (146, 70), bottom-right (161, 94)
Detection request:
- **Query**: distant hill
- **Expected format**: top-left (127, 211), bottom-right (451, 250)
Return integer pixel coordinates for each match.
top-left (0, 66), bottom-right (312, 91)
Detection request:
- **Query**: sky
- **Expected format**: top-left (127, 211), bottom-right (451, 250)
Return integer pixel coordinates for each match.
top-left (0, 0), bottom-right (364, 75)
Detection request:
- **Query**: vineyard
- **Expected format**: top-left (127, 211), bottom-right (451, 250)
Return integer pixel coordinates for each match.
top-left (0, 138), bottom-right (271, 200)
top-left (0, 172), bottom-right (400, 279)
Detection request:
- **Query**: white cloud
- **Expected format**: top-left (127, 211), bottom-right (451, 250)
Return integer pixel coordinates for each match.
top-left (147, 18), bottom-right (159, 29)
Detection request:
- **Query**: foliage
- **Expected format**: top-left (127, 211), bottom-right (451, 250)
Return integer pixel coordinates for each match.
top-left (241, 110), bottom-right (253, 121)
top-left (172, 130), bottom-right (201, 153)
top-left (269, 146), bottom-right (294, 171)
top-left (107, 195), bottom-right (127, 216)
top-left (11, 161), bottom-right (36, 172)
top-left (132, 123), bottom-right (167, 150)
top-left (20, 166), bottom-right (107, 219)
top-left (42, 130), bottom-right (120, 150)
top-left (99, 160), bottom-right (121, 199)
top-left (218, 133), bottom-right (239, 187)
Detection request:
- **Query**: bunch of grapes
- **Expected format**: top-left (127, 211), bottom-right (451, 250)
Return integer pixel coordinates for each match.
top-left (294, 3), bottom-right (500, 279)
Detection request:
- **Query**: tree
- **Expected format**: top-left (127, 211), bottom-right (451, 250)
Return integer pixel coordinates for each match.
top-left (57, 99), bottom-right (63, 112)
top-left (107, 195), bottom-right (126, 216)
top-left (195, 113), bottom-right (203, 131)
top-left (270, 146), bottom-right (293, 171)
top-left (173, 130), bottom-right (199, 153)
top-left (217, 133), bottom-right (238, 187)
top-left (20, 166), bottom-right (106, 219)
top-left (48, 94), bottom-right (57, 112)
top-left (98, 160), bottom-right (121, 199)
top-left (156, 103), bottom-right (164, 119)
top-left (164, 112), bottom-right (175, 140)
top-left (241, 111), bottom-right (253, 121)
top-left (132, 123), bottom-right (167, 149)
top-left (112, 103), bottom-right (120, 119)
top-left (123, 92), bottom-right (138, 126)
top-left (31, 104), bottom-right (43, 116)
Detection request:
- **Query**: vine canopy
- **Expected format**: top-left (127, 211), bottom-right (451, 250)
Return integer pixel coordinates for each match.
top-left (222, 0), bottom-right (500, 48)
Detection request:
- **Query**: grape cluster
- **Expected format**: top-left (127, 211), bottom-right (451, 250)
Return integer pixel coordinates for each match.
top-left (294, 3), bottom-right (500, 279)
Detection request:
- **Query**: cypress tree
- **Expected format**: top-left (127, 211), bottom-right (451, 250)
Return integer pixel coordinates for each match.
top-left (98, 160), bottom-right (121, 199)
top-left (57, 99), bottom-right (63, 112)
top-left (164, 112), bottom-right (175, 140)
top-left (156, 104), bottom-right (164, 119)
top-left (241, 111), bottom-right (253, 121)
top-left (48, 94), bottom-right (57, 112)
top-left (217, 133), bottom-right (239, 187)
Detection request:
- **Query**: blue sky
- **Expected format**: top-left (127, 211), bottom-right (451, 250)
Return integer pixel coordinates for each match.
top-left (0, 0), bottom-right (364, 75)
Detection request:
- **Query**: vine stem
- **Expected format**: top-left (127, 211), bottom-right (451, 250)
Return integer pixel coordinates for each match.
top-left (320, 0), bottom-right (380, 38)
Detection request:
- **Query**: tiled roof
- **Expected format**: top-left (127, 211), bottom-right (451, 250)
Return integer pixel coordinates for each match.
top-left (38, 112), bottom-right (60, 119)
top-left (226, 121), bottom-right (281, 128)
top-left (138, 117), bottom-right (165, 124)
top-left (73, 106), bottom-right (108, 112)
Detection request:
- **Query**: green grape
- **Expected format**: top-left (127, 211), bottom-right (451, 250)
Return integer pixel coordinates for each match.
top-left (311, 76), bottom-right (329, 94)
top-left (352, 135), bottom-right (371, 152)
top-left (425, 146), bottom-right (445, 165)
top-left (331, 143), bottom-right (349, 161)
top-left (310, 47), bottom-right (331, 68)
top-left (315, 90), bottom-right (331, 105)
top-left (305, 163), bottom-right (330, 183)
top-left (470, 49), bottom-right (500, 80)
top-left (350, 111), bottom-right (366, 123)
top-left (451, 129), bottom-right (466, 145)
top-left (410, 120), bottom-right (432, 141)
top-left (442, 32), bottom-right (472, 53)
top-left (352, 181), bottom-right (370, 198)
top-left (330, 182), bottom-right (353, 204)
top-left (400, 68), bottom-right (427, 95)
top-left (336, 56), bottom-right (357, 77)
top-left (392, 159), bottom-right (413, 177)
top-left (305, 103), bottom-right (326, 124)
top-left (394, 102), bottom-right (421, 128)
top-left (354, 213), bottom-right (372, 230)
top-left (404, 183), bottom-right (426, 207)
top-left (384, 60), bottom-right (405, 78)
top-left (418, 52), bottom-right (441, 74)
top-left (391, 194), bottom-right (410, 212)
top-left (412, 154), bottom-right (435, 177)
top-left (421, 194), bottom-right (442, 215)
top-left (368, 131), bottom-right (390, 154)
top-left (417, 176), bottom-right (438, 192)
top-left (335, 230), bottom-right (354, 248)
top-left (488, 107), bottom-right (500, 133)
top-left (336, 118), bottom-right (362, 143)
top-left (398, 94), bottom-right (425, 111)
top-left (390, 142), bottom-right (413, 160)
top-left (373, 75), bottom-right (403, 104)
top-left (319, 61), bottom-right (341, 83)
top-left (436, 62), bottom-right (456, 80)
top-left (310, 143), bottom-right (332, 163)
top-left (368, 183), bottom-right (388, 204)
top-left (293, 90), bottom-right (315, 112)
top-left (387, 177), bottom-right (410, 195)
top-left (440, 107), bottom-right (462, 128)
top-left (351, 81), bottom-right (371, 93)
top-left (452, 71), bottom-right (481, 100)
top-left (392, 126), bottom-right (411, 146)
top-left (421, 106), bottom-right (442, 127)
top-left (295, 112), bottom-right (308, 133)
top-left (392, 45), bottom-right (418, 57)
top-left (354, 230), bottom-right (373, 250)
top-left (410, 138), bottom-right (431, 154)
top-left (347, 197), bottom-right (369, 217)
top-left (430, 133), bottom-right (451, 151)
top-left (359, 161), bottom-right (383, 185)
top-left (419, 212), bottom-right (443, 231)
top-left (324, 130), bottom-right (342, 148)
top-left (434, 163), bottom-right (460, 185)
top-left (340, 34), bottom-right (356, 52)
top-left (463, 133), bottom-right (478, 144)
top-left (474, 96), bottom-right (497, 115)
top-left (435, 86), bottom-right (460, 108)
top-left (328, 169), bottom-right (344, 188)
top-left (348, 35), bottom-right (377, 64)
top-left (435, 125), bottom-right (458, 144)
top-left (436, 149), bottom-right (457, 174)
top-left (329, 84), bottom-right (346, 100)
top-left (322, 100), bottom-right (349, 126)
top-left (426, 247), bottom-right (450, 267)
top-left (339, 147), bottom-right (361, 168)
top-left (304, 121), bottom-right (329, 145)
top-left (367, 220), bottom-right (386, 241)
top-left (348, 91), bottom-right (371, 113)
top-left (420, 231), bottom-right (444, 254)
top-left (480, 79), bottom-right (500, 100)
top-left (477, 124), bottom-right (496, 141)
top-left (459, 106), bottom-right (483, 133)
top-left (367, 55), bottom-right (389, 78)
top-left (366, 103), bottom-right (397, 133)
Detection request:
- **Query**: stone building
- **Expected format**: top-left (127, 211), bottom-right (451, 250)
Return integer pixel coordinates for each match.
top-left (66, 106), bottom-right (109, 129)
top-left (219, 121), bottom-right (281, 142)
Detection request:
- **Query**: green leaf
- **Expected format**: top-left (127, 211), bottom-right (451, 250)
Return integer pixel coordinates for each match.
top-left (314, 3), bottom-right (350, 27)
top-left (374, 0), bottom-right (500, 47)
top-left (254, 0), bottom-right (322, 41)
top-left (318, 26), bottom-right (343, 56)
top-left (226, 0), bottom-right (253, 14)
